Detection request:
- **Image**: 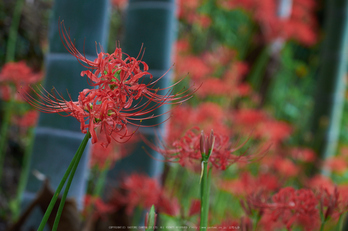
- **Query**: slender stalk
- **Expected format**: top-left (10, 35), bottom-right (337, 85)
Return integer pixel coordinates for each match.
top-left (200, 161), bottom-right (210, 230)
top-left (0, 98), bottom-right (14, 181)
top-left (52, 131), bottom-right (90, 230)
top-left (12, 126), bottom-right (35, 219)
top-left (252, 213), bottom-right (261, 231)
top-left (248, 45), bottom-right (270, 91)
top-left (336, 213), bottom-right (344, 231)
top-left (6, 0), bottom-right (25, 62)
top-left (37, 132), bottom-right (90, 231)
top-left (132, 206), bottom-right (143, 226)
top-left (93, 160), bottom-right (111, 197)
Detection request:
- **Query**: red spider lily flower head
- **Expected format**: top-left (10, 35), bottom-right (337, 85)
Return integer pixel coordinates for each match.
top-left (316, 186), bottom-right (348, 222)
top-left (219, 172), bottom-right (280, 197)
top-left (20, 21), bottom-right (197, 146)
top-left (252, 187), bottom-right (320, 230)
top-left (188, 199), bottom-right (201, 217)
top-left (290, 147), bottom-right (316, 163)
top-left (90, 133), bottom-right (138, 169)
top-left (13, 110), bottom-right (39, 128)
top-left (110, 173), bottom-right (162, 215)
top-left (89, 140), bottom-right (117, 170)
top-left (200, 129), bottom-right (215, 158)
top-left (0, 62), bottom-right (42, 101)
top-left (307, 175), bottom-right (336, 194)
top-left (0, 61), bottom-right (42, 87)
top-left (83, 194), bottom-right (115, 220)
top-left (317, 187), bottom-right (339, 221)
top-left (145, 127), bottom-right (261, 171)
top-left (157, 193), bottom-right (181, 217)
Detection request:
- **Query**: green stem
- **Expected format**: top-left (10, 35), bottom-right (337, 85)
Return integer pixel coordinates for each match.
top-left (248, 45), bottom-right (270, 91)
top-left (93, 160), bottom-right (111, 197)
top-left (200, 161), bottom-right (211, 231)
top-left (6, 0), bottom-right (25, 62)
top-left (336, 213), bottom-right (344, 231)
top-left (132, 206), bottom-right (143, 226)
top-left (37, 132), bottom-right (90, 231)
top-left (12, 126), bottom-right (35, 219)
top-left (0, 99), bottom-right (14, 181)
top-left (52, 131), bottom-right (90, 230)
top-left (252, 213), bottom-right (261, 231)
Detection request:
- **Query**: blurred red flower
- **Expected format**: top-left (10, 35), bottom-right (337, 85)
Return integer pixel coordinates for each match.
top-left (149, 127), bottom-right (255, 170)
top-left (255, 187), bottom-right (320, 230)
top-left (83, 194), bottom-right (115, 219)
top-left (13, 110), bottom-right (39, 128)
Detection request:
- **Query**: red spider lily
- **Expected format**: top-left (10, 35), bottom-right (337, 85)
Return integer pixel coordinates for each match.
top-left (252, 187), bottom-right (320, 230)
top-left (110, 0), bottom-right (128, 10)
top-left (83, 194), bottom-right (115, 220)
top-left (145, 127), bottom-right (258, 171)
top-left (188, 199), bottom-right (201, 217)
top-left (168, 102), bottom-right (229, 142)
top-left (175, 55), bottom-right (213, 80)
top-left (90, 133), bottom-right (138, 169)
top-left (20, 21), bottom-right (196, 146)
top-left (97, 174), bottom-right (182, 218)
top-left (219, 0), bottom-right (317, 46)
top-left (0, 61), bottom-right (42, 88)
top-left (0, 62), bottom-right (42, 101)
top-left (307, 175), bottom-right (336, 194)
top-left (323, 156), bottom-right (348, 175)
top-left (219, 172), bottom-right (280, 196)
top-left (89, 140), bottom-right (118, 170)
top-left (109, 173), bottom-right (162, 215)
top-left (157, 193), bottom-right (181, 217)
top-left (317, 187), bottom-right (340, 221)
top-left (289, 147), bottom-right (316, 163)
top-left (13, 110), bottom-right (39, 128)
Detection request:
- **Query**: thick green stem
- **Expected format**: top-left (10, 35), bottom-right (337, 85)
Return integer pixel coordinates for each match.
top-left (200, 161), bottom-right (211, 231)
top-left (6, 0), bottom-right (25, 62)
top-left (0, 99), bottom-right (14, 181)
top-left (37, 132), bottom-right (90, 231)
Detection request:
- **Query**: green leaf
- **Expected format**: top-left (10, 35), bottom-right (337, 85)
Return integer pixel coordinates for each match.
top-left (146, 205), bottom-right (156, 231)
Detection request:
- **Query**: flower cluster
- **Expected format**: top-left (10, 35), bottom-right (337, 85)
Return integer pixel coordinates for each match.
top-left (109, 173), bottom-right (180, 217)
top-left (0, 61), bottom-right (42, 101)
top-left (219, 0), bottom-right (317, 46)
top-left (147, 127), bottom-right (258, 171)
top-left (243, 185), bottom-right (348, 231)
top-left (21, 21), bottom-right (195, 146)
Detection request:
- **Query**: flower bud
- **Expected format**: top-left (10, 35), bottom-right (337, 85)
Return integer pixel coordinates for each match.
top-left (200, 130), bottom-right (206, 154)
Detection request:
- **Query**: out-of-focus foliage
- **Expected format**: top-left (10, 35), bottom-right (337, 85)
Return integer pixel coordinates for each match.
top-left (0, 0), bottom-right (52, 69)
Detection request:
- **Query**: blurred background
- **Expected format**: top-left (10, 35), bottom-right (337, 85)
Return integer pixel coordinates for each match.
top-left (0, 0), bottom-right (348, 230)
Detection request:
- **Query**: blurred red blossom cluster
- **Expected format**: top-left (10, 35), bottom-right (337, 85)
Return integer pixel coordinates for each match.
top-left (0, 61), bottom-right (42, 101)
top-left (84, 173), bottom-right (201, 220)
top-left (180, 0), bottom-right (318, 45)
